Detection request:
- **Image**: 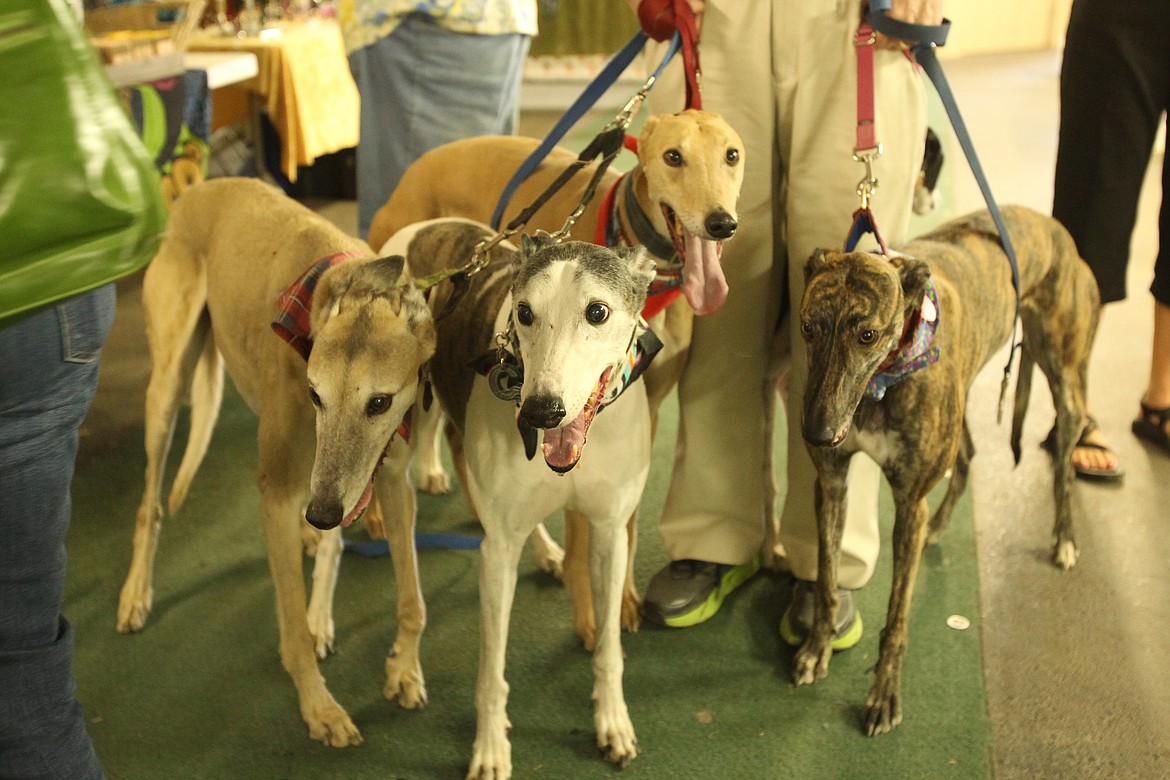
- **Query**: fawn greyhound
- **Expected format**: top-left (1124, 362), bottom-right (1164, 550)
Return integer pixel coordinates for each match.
top-left (369, 109), bottom-right (745, 647)
top-left (116, 177), bottom-right (436, 746)
top-left (794, 206), bottom-right (1098, 735)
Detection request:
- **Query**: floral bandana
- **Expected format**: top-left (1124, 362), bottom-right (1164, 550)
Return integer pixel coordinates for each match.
top-left (864, 277), bottom-right (941, 401)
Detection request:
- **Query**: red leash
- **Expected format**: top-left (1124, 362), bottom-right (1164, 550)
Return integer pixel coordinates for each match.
top-left (637, 0), bottom-right (702, 110)
top-left (844, 21), bottom-right (888, 253)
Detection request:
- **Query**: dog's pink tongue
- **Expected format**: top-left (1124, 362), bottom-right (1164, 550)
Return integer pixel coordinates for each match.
top-left (342, 480), bottom-right (375, 528)
top-left (681, 232), bottom-right (727, 316)
top-left (541, 415), bottom-right (587, 472)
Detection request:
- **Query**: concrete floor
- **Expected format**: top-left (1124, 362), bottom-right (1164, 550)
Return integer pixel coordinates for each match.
top-left (81, 50), bottom-right (1168, 779)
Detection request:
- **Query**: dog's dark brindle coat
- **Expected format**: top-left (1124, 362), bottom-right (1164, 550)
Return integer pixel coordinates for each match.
top-left (795, 205), bottom-right (1099, 735)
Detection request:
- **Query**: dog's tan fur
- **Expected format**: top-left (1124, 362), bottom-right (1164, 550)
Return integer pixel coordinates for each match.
top-left (116, 177), bottom-right (436, 746)
top-left (794, 206), bottom-right (1097, 735)
top-left (369, 109), bottom-right (744, 647)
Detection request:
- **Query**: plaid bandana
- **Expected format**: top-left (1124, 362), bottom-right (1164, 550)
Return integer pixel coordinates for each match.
top-left (271, 251), bottom-right (361, 361)
top-left (864, 278), bottom-right (941, 401)
top-left (271, 251), bottom-right (412, 440)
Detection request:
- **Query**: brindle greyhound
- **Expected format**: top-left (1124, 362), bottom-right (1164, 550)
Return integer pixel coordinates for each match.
top-left (794, 205), bottom-right (1099, 735)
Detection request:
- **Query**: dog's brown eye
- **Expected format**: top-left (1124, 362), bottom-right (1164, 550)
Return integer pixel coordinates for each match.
top-left (585, 302), bottom-right (610, 325)
top-left (366, 394), bottom-right (392, 416)
top-left (664, 149), bottom-right (683, 167)
top-left (516, 302), bottom-right (534, 326)
top-left (800, 321), bottom-right (813, 338)
top-left (309, 388), bottom-right (322, 407)
top-left (859, 329), bottom-right (878, 345)
top-left (726, 148), bottom-right (740, 165)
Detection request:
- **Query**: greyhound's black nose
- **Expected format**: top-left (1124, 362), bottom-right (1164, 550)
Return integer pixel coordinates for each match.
top-left (304, 501), bottom-right (342, 530)
top-left (705, 210), bottom-right (738, 240)
top-left (519, 395), bottom-right (566, 429)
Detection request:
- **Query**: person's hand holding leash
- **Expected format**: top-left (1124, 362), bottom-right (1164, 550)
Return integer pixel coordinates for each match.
top-left (873, 0), bottom-right (944, 49)
top-left (626, 0), bottom-right (705, 38)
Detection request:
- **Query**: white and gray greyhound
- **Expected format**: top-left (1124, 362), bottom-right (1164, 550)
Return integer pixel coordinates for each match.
top-left (381, 217), bottom-right (657, 779)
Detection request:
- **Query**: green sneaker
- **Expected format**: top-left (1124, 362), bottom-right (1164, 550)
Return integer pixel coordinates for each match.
top-left (779, 578), bottom-right (863, 650)
top-left (642, 555), bottom-right (760, 628)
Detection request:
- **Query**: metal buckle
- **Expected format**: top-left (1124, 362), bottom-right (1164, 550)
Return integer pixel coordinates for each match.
top-left (853, 143), bottom-right (883, 210)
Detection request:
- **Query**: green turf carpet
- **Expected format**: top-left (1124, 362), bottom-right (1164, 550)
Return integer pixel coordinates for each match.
top-left (65, 377), bottom-right (991, 780)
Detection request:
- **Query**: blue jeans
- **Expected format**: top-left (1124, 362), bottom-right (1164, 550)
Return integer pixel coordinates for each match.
top-left (348, 14), bottom-right (531, 240)
top-left (0, 285), bottom-right (114, 780)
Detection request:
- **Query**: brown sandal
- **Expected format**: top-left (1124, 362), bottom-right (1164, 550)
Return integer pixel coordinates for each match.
top-left (1132, 399), bottom-right (1170, 457)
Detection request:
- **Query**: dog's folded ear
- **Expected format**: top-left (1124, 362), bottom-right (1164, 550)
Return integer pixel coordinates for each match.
top-left (519, 231), bottom-right (557, 259)
top-left (890, 254), bottom-right (932, 306)
top-left (310, 255), bottom-right (436, 359)
top-left (617, 245), bottom-right (657, 293)
top-left (804, 248), bottom-right (833, 281)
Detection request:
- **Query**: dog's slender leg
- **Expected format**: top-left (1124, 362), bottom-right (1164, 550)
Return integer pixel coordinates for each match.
top-left (467, 528), bottom-right (525, 780)
top-left (589, 516), bottom-right (639, 767)
top-left (118, 265), bottom-right (212, 634)
top-left (379, 436), bottom-right (429, 709)
top-left (1026, 307), bottom-right (1090, 570)
top-left (166, 330), bottom-right (224, 514)
top-left (415, 397), bottom-right (452, 495)
top-left (527, 522), bottom-right (565, 580)
top-left (445, 420), bottom-right (481, 521)
top-left (621, 508), bottom-right (641, 634)
top-left (306, 526), bottom-right (341, 659)
top-left (563, 510), bottom-right (595, 650)
top-left (259, 411), bottom-right (361, 747)
top-left (793, 454), bottom-right (850, 686)
top-left (1037, 373), bottom-right (1084, 570)
top-left (927, 421), bottom-right (975, 544)
top-left (864, 492), bottom-right (931, 736)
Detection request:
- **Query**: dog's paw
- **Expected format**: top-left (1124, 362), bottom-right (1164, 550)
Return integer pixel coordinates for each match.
top-left (418, 467), bottom-right (452, 495)
top-left (536, 546), bottom-right (565, 581)
top-left (304, 700), bottom-right (363, 747)
top-left (466, 727), bottom-right (512, 780)
top-left (384, 656), bottom-right (428, 710)
top-left (116, 587), bottom-right (153, 634)
top-left (863, 675), bottom-right (904, 736)
top-left (621, 591), bottom-right (642, 634)
top-left (595, 703), bottom-right (639, 768)
top-left (576, 622), bottom-right (597, 653)
top-left (308, 616), bottom-right (335, 660)
top-left (792, 640), bottom-right (832, 687)
top-left (1053, 539), bottom-right (1078, 570)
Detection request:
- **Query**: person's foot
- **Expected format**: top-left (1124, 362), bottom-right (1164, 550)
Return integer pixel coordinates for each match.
top-left (779, 578), bottom-right (863, 651)
top-left (1042, 416), bottom-right (1124, 481)
top-left (642, 556), bottom-right (760, 628)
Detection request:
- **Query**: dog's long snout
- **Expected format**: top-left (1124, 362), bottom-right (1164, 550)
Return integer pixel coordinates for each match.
top-left (519, 395), bottom-right (566, 429)
top-left (705, 210), bottom-right (738, 240)
top-left (304, 499), bottom-right (343, 530)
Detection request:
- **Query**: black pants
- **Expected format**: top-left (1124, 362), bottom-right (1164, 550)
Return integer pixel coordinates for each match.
top-left (1053, 0), bottom-right (1170, 306)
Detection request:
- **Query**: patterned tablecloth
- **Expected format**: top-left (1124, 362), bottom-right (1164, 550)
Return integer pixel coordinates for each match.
top-left (188, 19), bottom-right (359, 182)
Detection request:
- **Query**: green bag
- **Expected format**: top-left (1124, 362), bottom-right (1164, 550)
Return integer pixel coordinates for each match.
top-left (0, 0), bottom-right (167, 326)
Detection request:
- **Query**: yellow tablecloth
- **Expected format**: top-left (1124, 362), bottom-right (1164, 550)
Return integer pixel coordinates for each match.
top-left (189, 20), bottom-right (359, 182)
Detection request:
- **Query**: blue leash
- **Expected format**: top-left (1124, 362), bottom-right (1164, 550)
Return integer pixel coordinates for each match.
top-left (867, 2), bottom-right (1022, 417)
top-left (344, 533), bottom-right (483, 558)
top-left (490, 31), bottom-right (682, 232)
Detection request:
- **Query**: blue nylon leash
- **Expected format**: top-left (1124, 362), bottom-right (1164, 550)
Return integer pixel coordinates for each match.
top-left (344, 533), bottom-right (483, 558)
top-left (490, 31), bottom-right (681, 231)
top-left (866, 3), bottom-right (1022, 416)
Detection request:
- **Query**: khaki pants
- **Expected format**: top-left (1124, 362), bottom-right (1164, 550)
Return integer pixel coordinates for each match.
top-left (648, 0), bottom-right (926, 588)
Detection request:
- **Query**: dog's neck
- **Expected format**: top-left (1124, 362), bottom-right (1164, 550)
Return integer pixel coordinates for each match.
top-left (613, 168), bottom-right (678, 264)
